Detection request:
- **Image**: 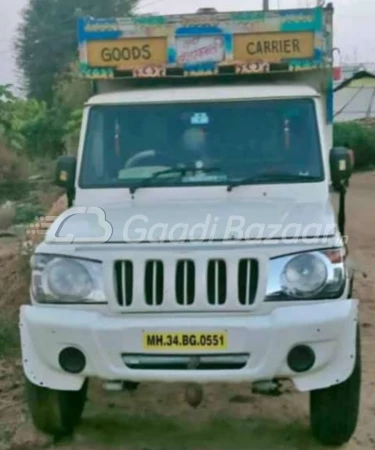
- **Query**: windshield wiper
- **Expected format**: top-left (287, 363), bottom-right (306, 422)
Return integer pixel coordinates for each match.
top-left (129, 166), bottom-right (224, 195)
top-left (227, 172), bottom-right (322, 192)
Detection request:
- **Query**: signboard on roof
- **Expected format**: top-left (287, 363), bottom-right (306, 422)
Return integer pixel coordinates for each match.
top-left (233, 31), bottom-right (314, 62)
top-left (77, 7), bottom-right (332, 78)
top-left (176, 36), bottom-right (225, 65)
top-left (86, 37), bottom-right (167, 69)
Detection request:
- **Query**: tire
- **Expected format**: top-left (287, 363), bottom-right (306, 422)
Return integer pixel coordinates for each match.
top-left (26, 378), bottom-right (88, 437)
top-left (309, 327), bottom-right (361, 446)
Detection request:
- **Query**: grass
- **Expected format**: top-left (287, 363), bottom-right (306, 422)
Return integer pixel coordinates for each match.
top-left (55, 410), bottom-right (326, 450)
top-left (0, 204), bottom-right (16, 231)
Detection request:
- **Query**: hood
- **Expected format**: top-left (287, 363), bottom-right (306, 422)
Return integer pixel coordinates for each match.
top-left (45, 197), bottom-right (338, 244)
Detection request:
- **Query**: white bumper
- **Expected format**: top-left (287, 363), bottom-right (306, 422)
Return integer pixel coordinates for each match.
top-left (20, 300), bottom-right (358, 392)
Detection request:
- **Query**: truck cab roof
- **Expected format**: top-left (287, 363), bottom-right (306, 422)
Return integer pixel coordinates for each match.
top-left (86, 84), bottom-right (320, 106)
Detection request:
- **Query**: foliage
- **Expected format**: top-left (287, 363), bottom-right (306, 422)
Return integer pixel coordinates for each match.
top-left (53, 61), bottom-right (91, 112)
top-left (14, 0), bottom-right (138, 157)
top-left (0, 84), bottom-right (63, 158)
top-left (0, 203), bottom-right (16, 231)
top-left (334, 122), bottom-right (375, 169)
top-left (0, 85), bottom-right (22, 150)
top-left (14, 203), bottom-right (44, 225)
top-left (63, 108), bottom-right (84, 156)
top-left (11, 98), bottom-right (63, 157)
top-left (0, 76), bottom-right (82, 161)
top-left (16, 0), bottom-right (138, 104)
top-left (0, 141), bottom-right (29, 183)
top-left (52, 61), bottom-right (91, 155)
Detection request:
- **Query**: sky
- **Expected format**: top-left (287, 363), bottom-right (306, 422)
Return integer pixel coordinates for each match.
top-left (0, 0), bottom-right (374, 90)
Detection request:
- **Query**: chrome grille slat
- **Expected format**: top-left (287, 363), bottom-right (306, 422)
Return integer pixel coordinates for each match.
top-left (152, 261), bottom-right (157, 306)
top-left (121, 262), bottom-right (126, 305)
top-left (226, 254), bottom-right (239, 309)
top-left (245, 259), bottom-right (251, 303)
top-left (238, 259), bottom-right (258, 305)
top-left (194, 258), bottom-right (207, 305)
top-left (164, 259), bottom-right (176, 308)
top-left (176, 259), bottom-right (195, 306)
top-left (207, 259), bottom-right (226, 306)
top-left (145, 260), bottom-right (164, 306)
top-left (183, 260), bottom-right (188, 305)
top-left (133, 260), bottom-right (145, 306)
top-left (114, 260), bottom-right (133, 306)
top-left (214, 260), bottom-right (219, 304)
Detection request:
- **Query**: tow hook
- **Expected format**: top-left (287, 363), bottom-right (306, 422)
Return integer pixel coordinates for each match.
top-left (102, 380), bottom-right (139, 392)
top-left (185, 383), bottom-right (204, 407)
top-left (252, 380), bottom-right (282, 396)
top-left (122, 381), bottom-right (139, 392)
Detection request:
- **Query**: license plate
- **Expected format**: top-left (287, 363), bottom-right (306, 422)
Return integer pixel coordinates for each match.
top-left (143, 332), bottom-right (227, 351)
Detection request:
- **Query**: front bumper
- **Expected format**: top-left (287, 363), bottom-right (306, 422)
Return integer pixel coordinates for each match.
top-left (20, 299), bottom-right (358, 392)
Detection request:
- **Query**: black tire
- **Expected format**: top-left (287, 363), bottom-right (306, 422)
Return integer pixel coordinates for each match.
top-left (310, 327), bottom-right (361, 446)
top-left (349, 276), bottom-right (354, 297)
top-left (26, 378), bottom-right (88, 437)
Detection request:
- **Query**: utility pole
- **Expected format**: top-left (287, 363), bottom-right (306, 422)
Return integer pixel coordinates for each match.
top-left (263, 0), bottom-right (270, 10)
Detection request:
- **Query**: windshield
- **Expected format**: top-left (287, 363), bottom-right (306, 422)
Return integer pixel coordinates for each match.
top-left (79, 98), bottom-right (324, 189)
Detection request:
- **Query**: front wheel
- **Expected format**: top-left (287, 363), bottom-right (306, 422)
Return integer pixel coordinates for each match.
top-left (26, 378), bottom-right (88, 437)
top-left (309, 327), bottom-right (361, 446)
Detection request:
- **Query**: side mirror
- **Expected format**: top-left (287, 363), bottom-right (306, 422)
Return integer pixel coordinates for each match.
top-left (329, 147), bottom-right (353, 189)
top-left (55, 156), bottom-right (77, 207)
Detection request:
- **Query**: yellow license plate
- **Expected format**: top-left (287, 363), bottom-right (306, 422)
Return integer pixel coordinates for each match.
top-left (143, 332), bottom-right (227, 351)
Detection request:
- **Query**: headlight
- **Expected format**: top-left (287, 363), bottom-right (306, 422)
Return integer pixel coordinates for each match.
top-left (31, 254), bottom-right (106, 304)
top-left (281, 253), bottom-right (327, 297)
top-left (266, 249), bottom-right (346, 301)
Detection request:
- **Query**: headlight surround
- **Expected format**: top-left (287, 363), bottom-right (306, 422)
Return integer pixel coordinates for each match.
top-left (266, 249), bottom-right (346, 301)
top-left (31, 254), bottom-right (106, 304)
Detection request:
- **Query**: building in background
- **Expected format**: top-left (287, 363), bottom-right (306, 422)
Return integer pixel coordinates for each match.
top-left (334, 69), bottom-right (375, 123)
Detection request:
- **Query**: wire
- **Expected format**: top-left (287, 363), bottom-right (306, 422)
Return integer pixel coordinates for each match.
top-left (133, 0), bottom-right (168, 12)
top-left (334, 87), bottom-right (364, 117)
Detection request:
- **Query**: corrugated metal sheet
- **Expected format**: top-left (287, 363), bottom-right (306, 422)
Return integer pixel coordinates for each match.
top-left (334, 72), bottom-right (375, 122)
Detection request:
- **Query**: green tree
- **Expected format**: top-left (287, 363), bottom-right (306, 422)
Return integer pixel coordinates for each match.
top-left (16, 0), bottom-right (138, 104)
top-left (0, 85), bottom-right (17, 140)
top-left (14, 98), bottom-right (64, 157)
top-left (0, 84), bottom-right (24, 150)
top-left (0, 84), bottom-right (63, 157)
top-left (52, 61), bottom-right (91, 155)
top-left (334, 122), bottom-right (375, 169)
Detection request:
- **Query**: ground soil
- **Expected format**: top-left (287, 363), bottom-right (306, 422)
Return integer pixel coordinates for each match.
top-left (0, 173), bottom-right (374, 450)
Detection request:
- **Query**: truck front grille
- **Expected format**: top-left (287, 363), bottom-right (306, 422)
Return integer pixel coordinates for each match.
top-left (115, 258), bottom-right (259, 310)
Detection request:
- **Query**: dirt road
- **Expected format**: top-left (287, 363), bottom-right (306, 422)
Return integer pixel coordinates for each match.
top-left (0, 173), bottom-right (374, 450)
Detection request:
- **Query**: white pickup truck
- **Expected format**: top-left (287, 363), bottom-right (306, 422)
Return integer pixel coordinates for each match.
top-left (20, 4), bottom-right (360, 446)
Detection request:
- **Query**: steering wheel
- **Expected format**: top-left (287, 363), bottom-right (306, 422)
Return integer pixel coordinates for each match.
top-left (125, 150), bottom-right (174, 169)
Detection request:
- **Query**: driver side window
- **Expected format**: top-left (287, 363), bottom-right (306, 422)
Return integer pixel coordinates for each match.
top-left (81, 109), bottom-right (105, 185)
